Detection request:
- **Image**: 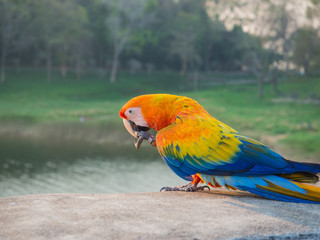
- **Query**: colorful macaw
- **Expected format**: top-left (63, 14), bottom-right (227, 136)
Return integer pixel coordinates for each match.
top-left (119, 94), bottom-right (320, 203)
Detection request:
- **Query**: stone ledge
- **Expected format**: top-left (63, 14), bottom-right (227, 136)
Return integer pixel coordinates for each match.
top-left (0, 190), bottom-right (320, 240)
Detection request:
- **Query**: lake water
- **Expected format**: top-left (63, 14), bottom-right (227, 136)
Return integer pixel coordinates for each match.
top-left (0, 136), bottom-right (186, 198)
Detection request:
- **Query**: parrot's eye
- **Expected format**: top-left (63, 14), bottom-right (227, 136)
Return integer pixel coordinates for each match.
top-left (124, 107), bottom-right (148, 128)
top-left (125, 108), bottom-right (135, 117)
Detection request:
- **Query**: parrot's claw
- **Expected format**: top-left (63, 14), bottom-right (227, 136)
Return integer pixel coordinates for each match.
top-left (160, 184), bottom-right (210, 192)
top-left (134, 131), bottom-right (156, 149)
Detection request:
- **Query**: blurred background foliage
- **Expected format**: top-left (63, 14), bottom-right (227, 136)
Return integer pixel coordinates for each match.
top-left (0, 0), bottom-right (320, 196)
top-left (1, 0), bottom-right (320, 83)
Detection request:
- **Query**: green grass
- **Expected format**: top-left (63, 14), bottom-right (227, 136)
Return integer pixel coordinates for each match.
top-left (189, 84), bottom-right (320, 135)
top-left (0, 69), bottom-right (319, 157)
top-left (0, 70), bottom-right (185, 124)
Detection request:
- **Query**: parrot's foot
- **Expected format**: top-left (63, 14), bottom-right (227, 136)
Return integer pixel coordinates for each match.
top-left (134, 131), bottom-right (155, 149)
top-left (160, 183), bottom-right (209, 192)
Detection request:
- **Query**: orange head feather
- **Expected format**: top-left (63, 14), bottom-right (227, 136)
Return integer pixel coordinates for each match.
top-left (119, 94), bottom-right (209, 131)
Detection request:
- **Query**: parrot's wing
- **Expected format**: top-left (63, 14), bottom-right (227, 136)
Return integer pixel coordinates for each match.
top-left (156, 114), bottom-right (319, 181)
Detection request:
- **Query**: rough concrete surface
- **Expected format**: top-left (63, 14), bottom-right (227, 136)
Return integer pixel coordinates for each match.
top-left (0, 189), bottom-right (320, 240)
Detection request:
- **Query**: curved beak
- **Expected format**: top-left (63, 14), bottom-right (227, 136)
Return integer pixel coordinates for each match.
top-left (123, 119), bottom-right (137, 137)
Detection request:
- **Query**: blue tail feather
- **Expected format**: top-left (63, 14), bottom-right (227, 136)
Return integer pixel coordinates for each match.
top-left (198, 173), bottom-right (320, 204)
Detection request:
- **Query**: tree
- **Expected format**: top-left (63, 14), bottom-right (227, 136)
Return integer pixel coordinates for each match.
top-left (245, 1), bottom-right (292, 98)
top-left (169, 11), bottom-right (201, 75)
top-left (206, 0), bottom-right (303, 97)
top-left (307, 0), bottom-right (320, 31)
top-left (270, 3), bottom-right (294, 72)
top-left (76, 0), bottom-right (110, 70)
top-left (258, 3), bottom-right (295, 92)
top-left (103, 0), bottom-right (156, 83)
top-left (32, 0), bottom-right (89, 82)
top-left (0, 0), bottom-right (32, 83)
top-left (166, 0), bottom-right (213, 75)
top-left (56, 1), bottom-right (90, 79)
top-left (197, 17), bottom-right (225, 71)
top-left (305, 0), bottom-right (320, 74)
top-left (292, 27), bottom-right (320, 76)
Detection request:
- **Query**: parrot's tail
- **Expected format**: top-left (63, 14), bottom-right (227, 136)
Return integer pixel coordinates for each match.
top-left (198, 173), bottom-right (320, 204)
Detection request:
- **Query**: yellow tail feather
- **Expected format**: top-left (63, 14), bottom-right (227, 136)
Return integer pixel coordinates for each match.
top-left (258, 180), bottom-right (320, 203)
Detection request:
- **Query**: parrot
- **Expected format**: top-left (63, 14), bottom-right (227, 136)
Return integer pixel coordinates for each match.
top-left (119, 94), bottom-right (320, 203)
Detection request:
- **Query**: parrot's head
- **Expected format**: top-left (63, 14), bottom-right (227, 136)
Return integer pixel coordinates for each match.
top-left (119, 94), bottom-right (208, 148)
top-left (119, 94), bottom-right (177, 134)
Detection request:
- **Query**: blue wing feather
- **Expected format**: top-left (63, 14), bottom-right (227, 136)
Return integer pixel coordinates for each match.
top-left (157, 114), bottom-right (320, 179)
top-left (162, 135), bottom-right (320, 177)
